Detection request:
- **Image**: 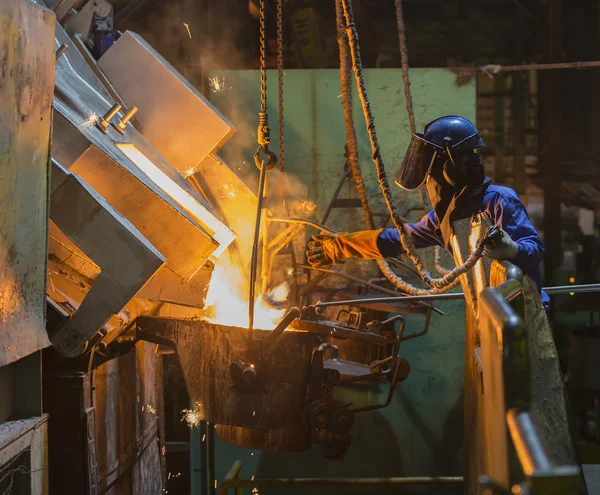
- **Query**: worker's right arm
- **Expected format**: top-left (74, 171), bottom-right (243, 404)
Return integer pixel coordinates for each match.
top-left (306, 212), bottom-right (443, 268)
top-left (376, 211), bottom-right (444, 257)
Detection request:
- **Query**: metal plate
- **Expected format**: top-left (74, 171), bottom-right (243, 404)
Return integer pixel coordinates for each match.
top-left (98, 31), bottom-right (236, 177)
top-left (0, 0), bottom-right (54, 366)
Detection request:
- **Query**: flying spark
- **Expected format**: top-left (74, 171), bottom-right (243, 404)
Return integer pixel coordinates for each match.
top-left (208, 76), bottom-right (230, 93)
top-left (147, 405), bottom-right (157, 414)
top-left (286, 267), bottom-right (295, 276)
top-left (183, 22), bottom-right (192, 38)
top-left (181, 402), bottom-right (203, 428)
top-left (221, 184), bottom-right (236, 199)
top-left (81, 111), bottom-right (99, 129)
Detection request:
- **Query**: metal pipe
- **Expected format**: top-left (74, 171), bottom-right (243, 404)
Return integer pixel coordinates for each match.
top-left (314, 283), bottom-right (600, 308)
top-left (264, 307), bottom-right (300, 350)
top-left (484, 60), bottom-right (600, 73)
top-left (55, 43), bottom-right (69, 60)
top-left (351, 317), bottom-right (406, 413)
top-left (207, 423), bottom-right (216, 495)
top-left (218, 476), bottom-right (464, 495)
top-left (248, 162), bottom-right (269, 337)
top-left (321, 168), bottom-right (349, 225)
top-left (199, 421), bottom-right (208, 495)
top-left (296, 264), bottom-right (443, 316)
top-left (506, 409), bottom-right (551, 477)
top-left (222, 461), bottom-right (242, 495)
top-left (268, 217), bottom-right (336, 234)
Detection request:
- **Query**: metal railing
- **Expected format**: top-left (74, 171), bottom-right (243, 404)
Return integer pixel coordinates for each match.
top-left (218, 469), bottom-right (463, 495)
top-left (477, 263), bottom-right (582, 494)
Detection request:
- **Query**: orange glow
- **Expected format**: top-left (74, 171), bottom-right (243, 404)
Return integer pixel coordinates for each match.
top-left (117, 143), bottom-right (235, 259)
top-left (204, 250), bottom-right (288, 330)
top-left (569, 277), bottom-right (575, 283)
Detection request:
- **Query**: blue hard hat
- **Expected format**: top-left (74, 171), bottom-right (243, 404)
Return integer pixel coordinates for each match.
top-left (422, 115), bottom-right (484, 152)
top-left (395, 115), bottom-right (484, 190)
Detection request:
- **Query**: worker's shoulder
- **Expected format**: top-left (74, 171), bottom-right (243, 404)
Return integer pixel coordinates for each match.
top-left (483, 184), bottom-right (525, 206)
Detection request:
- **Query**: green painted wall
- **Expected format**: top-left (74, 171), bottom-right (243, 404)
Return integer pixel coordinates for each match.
top-left (204, 68), bottom-right (476, 494)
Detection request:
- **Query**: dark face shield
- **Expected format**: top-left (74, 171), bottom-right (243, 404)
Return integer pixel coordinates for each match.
top-left (395, 134), bottom-right (441, 191)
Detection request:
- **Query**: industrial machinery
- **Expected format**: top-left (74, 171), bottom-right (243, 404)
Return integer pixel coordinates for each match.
top-left (10, 0), bottom-right (590, 493)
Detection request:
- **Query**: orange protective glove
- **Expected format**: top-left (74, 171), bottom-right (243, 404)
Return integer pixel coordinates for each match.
top-left (306, 229), bottom-right (384, 268)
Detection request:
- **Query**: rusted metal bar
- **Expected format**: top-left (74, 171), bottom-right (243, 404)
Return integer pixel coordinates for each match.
top-left (248, 161), bottom-right (269, 336)
top-left (218, 476), bottom-right (464, 494)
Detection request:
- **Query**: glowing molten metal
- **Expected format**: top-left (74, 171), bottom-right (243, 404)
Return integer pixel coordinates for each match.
top-left (204, 251), bottom-right (288, 330)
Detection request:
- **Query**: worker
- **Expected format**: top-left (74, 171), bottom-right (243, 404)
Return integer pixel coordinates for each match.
top-left (306, 115), bottom-right (549, 310)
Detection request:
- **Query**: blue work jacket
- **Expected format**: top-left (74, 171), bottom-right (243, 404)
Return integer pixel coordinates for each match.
top-left (377, 185), bottom-right (550, 306)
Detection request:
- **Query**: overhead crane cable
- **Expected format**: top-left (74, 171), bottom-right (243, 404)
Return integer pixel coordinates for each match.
top-left (335, 0), bottom-right (372, 231)
top-left (335, 0), bottom-right (417, 288)
top-left (339, 0), bottom-right (492, 294)
top-left (393, 0), bottom-right (450, 276)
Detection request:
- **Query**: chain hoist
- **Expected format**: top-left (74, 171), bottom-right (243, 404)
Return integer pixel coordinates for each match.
top-left (277, 0), bottom-right (285, 171)
top-left (249, 0), bottom-right (278, 336)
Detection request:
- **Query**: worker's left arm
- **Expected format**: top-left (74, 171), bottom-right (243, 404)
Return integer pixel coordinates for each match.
top-left (485, 195), bottom-right (545, 268)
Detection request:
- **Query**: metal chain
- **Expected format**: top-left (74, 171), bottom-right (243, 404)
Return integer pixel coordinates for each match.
top-left (259, 0), bottom-right (267, 114)
top-left (277, 0), bottom-right (285, 171)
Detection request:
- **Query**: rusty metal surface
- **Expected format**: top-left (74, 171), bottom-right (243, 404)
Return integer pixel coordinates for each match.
top-left (98, 31), bottom-right (236, 177)
top-left (136, 317), bottom-right (320, 432)
top-left (94, 341), bottom-right (165, 493)
top-left (0, 0), bottom-right (54, 367)
top-left (520, 277), bottom-right (584, 476)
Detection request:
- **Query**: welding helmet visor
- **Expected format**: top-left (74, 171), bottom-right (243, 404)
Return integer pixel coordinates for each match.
top-left (395, 134), bottom-right (443, 191)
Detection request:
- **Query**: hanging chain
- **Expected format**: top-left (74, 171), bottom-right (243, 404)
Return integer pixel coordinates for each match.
top-left (277, 0), bottom-right (285, 171)
top-left (259, 0), bottom-right (268, 115)
top-left (255, 0), bottom-right (277, 170)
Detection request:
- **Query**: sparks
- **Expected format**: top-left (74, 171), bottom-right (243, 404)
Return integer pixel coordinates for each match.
top-left (221, 184), bottom-right (237, 199)
top-left (183, 22), bottom-right (192, 38)
top-left (81, 111), bottom-right (99, 128)
top-left (208, 75), bottom-right (230, 93)
top-left (147, 404), bottom-right (157, 414)
top-left (181, 402), bottom-right (203, 428)
top-left (286, 267), bottom-right (295, 276)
